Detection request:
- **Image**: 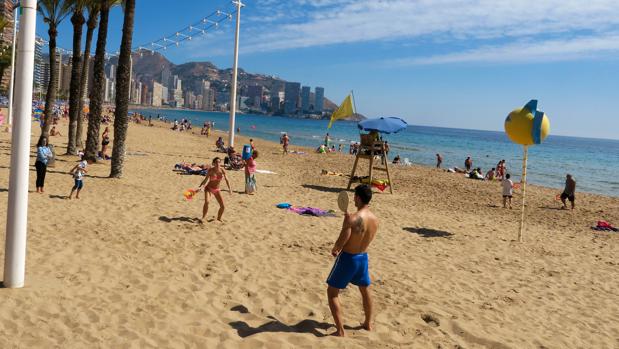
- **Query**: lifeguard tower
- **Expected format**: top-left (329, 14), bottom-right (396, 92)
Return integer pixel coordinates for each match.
top-left (347, 132), bottom-right (393, 193)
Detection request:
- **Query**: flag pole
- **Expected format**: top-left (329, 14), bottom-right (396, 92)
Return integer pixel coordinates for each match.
top-left (4, 0), bottom-right (37, 288)
top-left (227, 0), bottom-right (244, 148)
top-left (518, 145), bottom-right (529, 242)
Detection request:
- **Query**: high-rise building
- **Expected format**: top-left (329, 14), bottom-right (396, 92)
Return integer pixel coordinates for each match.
top-left (284, 82), bottom-right (301, 115)
top-left (152, 81), bottom-right (163, 107)
top-left (200, 80), bottom-right (215, 111)
top-left (161, 67), bottom-right (171, 88)
top-left (34, 40), bottom-right (45, 96)
top-left (315, 87), bottom-right (325, 113)
top-left (140, 83), bottom-right (149, 106)
top-left (59, 61), bottom-right (72, 97)
top-left (247, 85), bottom-right (264, 107)
top-left (184, 90), bottom-right (196, 109)
top-left (301, 86), bottom-right (310, 113)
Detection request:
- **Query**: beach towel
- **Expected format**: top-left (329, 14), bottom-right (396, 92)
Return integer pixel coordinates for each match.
top-left (256, 169), bottom-right (277, 174)
top-left (288, 206), bottom-right (336, 217)
top-left (592, 220), bottom-right (618, 232)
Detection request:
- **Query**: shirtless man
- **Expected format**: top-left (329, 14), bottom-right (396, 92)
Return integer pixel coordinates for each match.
top-left (326, 184), bottom-right (378, 337)
top-left (560, 174), bottom-right (576, 210)
top-left (436, 153), bottom-right (443, 168)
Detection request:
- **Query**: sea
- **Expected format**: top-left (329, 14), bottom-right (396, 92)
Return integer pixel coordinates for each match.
top-left (133, 108), bottom-right (619, 198)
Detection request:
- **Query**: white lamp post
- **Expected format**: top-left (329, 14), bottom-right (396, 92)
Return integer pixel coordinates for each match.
top-left (227, 0), bottom-right (243, 148)
top-left (7, 1), bottom-right (19, 128)
top-left (3, 0), bottom-right (37, 289)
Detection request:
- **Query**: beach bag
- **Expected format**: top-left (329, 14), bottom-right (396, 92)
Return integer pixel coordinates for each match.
top-left (245, 174), bottom-right (256, 194)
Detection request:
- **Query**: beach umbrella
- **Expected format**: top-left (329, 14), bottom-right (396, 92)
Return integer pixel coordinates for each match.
top-left (358, 117), bottom-right (408, 134)
top-left (504, 99), bottom-right (550, 242)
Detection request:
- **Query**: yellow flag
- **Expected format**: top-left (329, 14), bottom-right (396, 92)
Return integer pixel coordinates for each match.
top-left (327, 94), bottom-right (355, 129)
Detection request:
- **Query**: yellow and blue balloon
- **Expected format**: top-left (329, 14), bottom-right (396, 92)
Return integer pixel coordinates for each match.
top-left (504, 100), bottom-right (550, 145)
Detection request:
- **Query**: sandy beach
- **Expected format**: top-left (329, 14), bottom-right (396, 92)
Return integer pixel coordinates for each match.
top-left (0, 119), bottom-right (618, 348)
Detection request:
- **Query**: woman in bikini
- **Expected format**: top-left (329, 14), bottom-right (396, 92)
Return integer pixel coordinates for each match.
top-left (197, 157), bottom-right (232, 223)
top-left (101, 127), bottom-right (110, 159)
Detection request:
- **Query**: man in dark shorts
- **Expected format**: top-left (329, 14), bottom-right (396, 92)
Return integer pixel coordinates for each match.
top-left (465, 156), bottom-right (472, 172)
top-left (560, 174), bottom-right (576, 210)
top-left (326, 185), bottom-right (378, 337)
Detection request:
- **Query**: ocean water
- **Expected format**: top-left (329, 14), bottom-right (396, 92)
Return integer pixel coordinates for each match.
top-left (134, 108), bottom-right (619, 197)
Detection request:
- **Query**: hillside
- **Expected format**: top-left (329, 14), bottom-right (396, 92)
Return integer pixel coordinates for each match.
top-left (132, 50), bottom-right (340, 113)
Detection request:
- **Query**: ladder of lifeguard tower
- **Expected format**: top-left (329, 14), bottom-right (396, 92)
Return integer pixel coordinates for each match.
top-left (347, 141), bottom-right (393, 194)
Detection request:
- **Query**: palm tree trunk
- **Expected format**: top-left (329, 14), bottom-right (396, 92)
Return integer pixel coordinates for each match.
top-left (110, 0), bottom-right (136, 178)
top-left (66, 10), bottom-right (85, 155)
top-left (83, 4), bottom-right (110, 162)
top-left (42, 25), bottom-right (59, 137)
top-left (76, 8), bottom-right (99, 150)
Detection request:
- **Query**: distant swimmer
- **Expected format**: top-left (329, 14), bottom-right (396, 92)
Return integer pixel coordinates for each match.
top-left (326, 185), bottom-right (378, 337)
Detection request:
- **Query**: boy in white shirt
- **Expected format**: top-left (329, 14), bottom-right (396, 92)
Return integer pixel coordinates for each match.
top-left (502, 173), bottom-right (513, 209)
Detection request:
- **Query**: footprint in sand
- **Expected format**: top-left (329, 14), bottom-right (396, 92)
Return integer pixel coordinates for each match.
top-left (421, 313), bottom-right (440, 327)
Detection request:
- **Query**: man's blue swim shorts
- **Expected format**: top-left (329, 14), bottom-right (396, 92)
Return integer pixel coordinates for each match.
top-left (326, 252), bottom-right (370, 289)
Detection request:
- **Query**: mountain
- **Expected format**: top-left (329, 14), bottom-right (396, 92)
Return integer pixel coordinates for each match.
top-left (131, 50), bottom-right (342, 115)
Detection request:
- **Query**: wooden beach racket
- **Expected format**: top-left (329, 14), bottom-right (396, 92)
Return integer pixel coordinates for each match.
top-left (337, 191), bottom-right (349, 212)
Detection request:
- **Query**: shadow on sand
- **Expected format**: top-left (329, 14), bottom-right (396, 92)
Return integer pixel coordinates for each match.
top-left (229, 317), bottom-right (332, 338)
top-left (404, 227), bottom-right (453, 238)
top-left (301, 184), bottom-right (347, 193)
top-left (158, 216), bottom-right (200, 223)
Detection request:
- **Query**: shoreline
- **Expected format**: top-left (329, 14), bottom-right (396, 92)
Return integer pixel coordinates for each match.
top-left (133, 108), bottom-right (619, 198)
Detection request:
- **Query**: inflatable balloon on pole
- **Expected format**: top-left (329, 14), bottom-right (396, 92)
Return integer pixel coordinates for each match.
top-left (504, 99), bottom-right (550, 242)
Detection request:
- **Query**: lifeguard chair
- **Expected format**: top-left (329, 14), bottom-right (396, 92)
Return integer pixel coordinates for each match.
top-left (347, 133), bottom-right (393, 193)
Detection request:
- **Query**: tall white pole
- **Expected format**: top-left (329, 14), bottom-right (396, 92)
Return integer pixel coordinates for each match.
top-left (7, 3), bottom-right (19, 128)
top-left (3, 0), bottom-right (37, 289)
top-left (227, 0), bottom-right (243, 148)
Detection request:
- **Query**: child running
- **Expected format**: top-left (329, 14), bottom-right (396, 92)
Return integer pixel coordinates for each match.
top-left (69, 160), bottom-right (88, 199)
top-left (243, 150), bottom-right (258, 195)
top-left (196, 157), bottom-right (232, 223)
top-left (502, 173), bottom-right (513, 209)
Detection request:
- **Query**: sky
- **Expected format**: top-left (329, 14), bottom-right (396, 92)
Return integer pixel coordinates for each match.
top-left (37, 0), bottom-right (619, 140)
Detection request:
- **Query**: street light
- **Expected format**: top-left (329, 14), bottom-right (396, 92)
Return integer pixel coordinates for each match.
top-left (3, 0), bottom-right (37, 289)
top-left (227, 0), bottom-right (243, 148)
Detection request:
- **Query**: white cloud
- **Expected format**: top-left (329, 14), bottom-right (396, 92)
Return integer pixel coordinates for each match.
top-left (235, 0), bottom-right (619, 56)
top-left (389, 33), bottom-right (619, 65)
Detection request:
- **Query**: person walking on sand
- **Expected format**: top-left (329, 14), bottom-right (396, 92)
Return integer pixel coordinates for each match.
top-left (68, 161), bottom-right (88, 199)
top-left (436, 153), bottom-right (443, 168)
top-left (465, 156), bottom-right (472, 172)
top-left (196, 157), bottom-right (232, 223)
top-left (560, 174), bottom-right (576, 210)
top-left (326, 184), bottom-right (378, 337)
top-left (502, 173), bottom-right (514, 209)
top-left (282, 133), bottom-right (290, 154)
top-left (243, 150), bottom-right (258, 194)
top-left (35, 136), bottom-right (53, 193)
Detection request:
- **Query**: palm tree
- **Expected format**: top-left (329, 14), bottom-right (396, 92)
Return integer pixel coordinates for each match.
top-left (83, 0), bottom-right (118, 161)
top-left (38, 0), bottom-right (72, 137)
top-left (65, 0), bottom-right (88, 155)
top-left (110, 0), bottom-right (135, 178)
top-left (75, 2), bottom-right (99, 149)
top-left (0, 16), bottom-right (12, 88)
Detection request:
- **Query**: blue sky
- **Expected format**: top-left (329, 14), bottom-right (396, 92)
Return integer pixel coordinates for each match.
top-left (37, 0), bottom-right (619, 139)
